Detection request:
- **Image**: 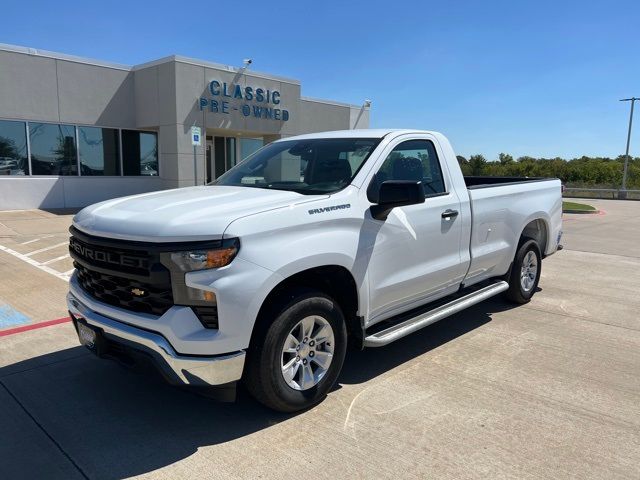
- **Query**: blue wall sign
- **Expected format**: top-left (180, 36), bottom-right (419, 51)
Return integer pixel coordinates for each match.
top-left (199, 80), bottom-right (289, 121)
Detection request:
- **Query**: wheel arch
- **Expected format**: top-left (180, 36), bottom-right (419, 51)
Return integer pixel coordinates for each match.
top-left (248, 265), bottom-right (362, 355)
top-left (520, 216), bottom-right (549, 255)
top-left (503, 216), bottom-right (549, 282)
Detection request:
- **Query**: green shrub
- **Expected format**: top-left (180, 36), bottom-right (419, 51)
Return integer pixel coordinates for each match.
top-left (456, 154), bottom-right (639, 189)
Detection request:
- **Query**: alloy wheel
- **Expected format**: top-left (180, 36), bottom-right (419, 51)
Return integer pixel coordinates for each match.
top-left (520, 250), bottom-right (538, 292)
top-left (280, 315), bottom-right (335, 391)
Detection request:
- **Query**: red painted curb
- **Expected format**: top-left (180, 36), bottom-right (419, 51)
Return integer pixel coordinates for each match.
top-left (0, 317), bottom-right (71, 337)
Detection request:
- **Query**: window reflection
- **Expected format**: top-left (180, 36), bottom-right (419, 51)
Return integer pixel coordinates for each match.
top-left (29, 123), bottom-right (77, 175)
top-left (78, 127), bottom-right (120, 176)
top-left (0, 119), bottom-right (28, 175)
top-left (240, 137), bottom-right (263, 160)
top-left (122, 130), bottom-right (158, 176)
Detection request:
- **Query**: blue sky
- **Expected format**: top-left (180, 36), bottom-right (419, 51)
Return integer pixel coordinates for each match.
top-left (2, 0), bottom-right (639, 159)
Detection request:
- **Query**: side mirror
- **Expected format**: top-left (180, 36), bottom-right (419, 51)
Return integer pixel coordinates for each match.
top-left (370, 180), bottom-right (425, 220)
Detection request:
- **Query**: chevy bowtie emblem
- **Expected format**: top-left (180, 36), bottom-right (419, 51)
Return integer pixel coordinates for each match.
top-left (131, 288), bottom-right (146, 297)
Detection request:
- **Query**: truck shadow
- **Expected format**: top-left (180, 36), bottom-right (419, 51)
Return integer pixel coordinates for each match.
top-left (339, 297), bottom-right (518, 385)
top-left (0, 297), bottom-right (518, 480)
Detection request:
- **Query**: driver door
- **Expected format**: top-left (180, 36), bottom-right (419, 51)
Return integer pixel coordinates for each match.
top-left (366, 136), bottom-right (466, 323)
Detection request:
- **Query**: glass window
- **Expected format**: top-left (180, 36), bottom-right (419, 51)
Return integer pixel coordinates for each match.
top-left (78, 127), bottom-right (120, 176)
top-left (29, 123), bottom-right (77, 175)
top-left (0, 120), bottom-right (29, 175)
top-left (225, 137), bottom-right (237, 170)
top-left (214, 136), bottom-right (225, 180)
top-left (122, 130), bottom-right (158, 176)
top-left (214, 138), bottom-right (381, 195)
top-left (240, 138), bottom-right (263, 160)
top-left (376, 140), bottom-right (446, 196)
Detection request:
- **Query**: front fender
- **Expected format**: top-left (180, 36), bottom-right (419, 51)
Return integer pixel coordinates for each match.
top-left (186, 258), bottom-right (284, 351)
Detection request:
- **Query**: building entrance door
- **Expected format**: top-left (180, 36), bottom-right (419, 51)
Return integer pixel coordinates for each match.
top-left (206, 136), bottom-right (237, 184)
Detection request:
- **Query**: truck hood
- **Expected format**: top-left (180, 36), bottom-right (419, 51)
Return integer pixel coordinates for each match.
top-left (73, 186), bottom-right (327, 242)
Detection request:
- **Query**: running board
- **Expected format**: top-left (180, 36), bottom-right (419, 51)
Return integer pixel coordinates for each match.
top-left (363, 281), bottom-right (509, 347)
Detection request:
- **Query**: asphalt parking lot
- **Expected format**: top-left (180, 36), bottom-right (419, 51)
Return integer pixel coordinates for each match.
top-left (0, 199), bottom-right (639, 479)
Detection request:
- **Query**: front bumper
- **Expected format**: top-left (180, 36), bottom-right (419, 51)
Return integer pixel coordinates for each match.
top-left (67, 292), bottom-right (246, 387)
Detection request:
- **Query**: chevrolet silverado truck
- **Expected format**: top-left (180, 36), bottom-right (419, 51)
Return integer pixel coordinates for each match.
top-left (67, 129), bottom-right (563, 412)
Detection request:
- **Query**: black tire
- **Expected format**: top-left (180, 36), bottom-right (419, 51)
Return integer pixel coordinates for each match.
top-left (504, 239), bottom-right (541, 304)
top-left (244, 290), bottom-right (347, 413)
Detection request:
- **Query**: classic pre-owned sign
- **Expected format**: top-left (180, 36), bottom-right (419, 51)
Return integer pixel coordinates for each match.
top-left (199, 80), bottom-right (290, 121)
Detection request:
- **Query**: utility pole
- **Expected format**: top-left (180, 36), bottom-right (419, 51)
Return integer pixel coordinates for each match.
top-left (619, 97), bottom-right (638, 198)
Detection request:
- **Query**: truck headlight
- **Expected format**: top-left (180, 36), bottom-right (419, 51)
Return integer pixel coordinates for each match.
top-left (169, 241), bottom-right (239, 272)
top-left (160, 238), bottom-right (239, 307)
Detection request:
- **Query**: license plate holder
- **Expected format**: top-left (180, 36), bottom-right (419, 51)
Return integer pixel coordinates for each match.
top-left (75, 320), bottom-right (107, 355)
top-left (77, 322), bottom-right (97, 347)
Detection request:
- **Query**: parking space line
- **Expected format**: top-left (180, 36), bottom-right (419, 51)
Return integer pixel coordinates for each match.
top-left (63, 268), bottom-right (75, 275)
top-left (19, 234), bottom-right (54, 245)
top-left (0, 317), bottom-right (71, 337)
top-left (20, 239), bottom-right (41, 245)
top-left (24, 242), bottom-right (68, 257)
top-left (0, 244), bottom-right (71, 281)
top-left (41, 254), bottom-right (70, 265)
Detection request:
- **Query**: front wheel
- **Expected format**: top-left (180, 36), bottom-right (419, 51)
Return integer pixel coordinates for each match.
top-left (244, 291), bottom-right (347, 412)
top-left (505, 239), bottom-right (541, 304)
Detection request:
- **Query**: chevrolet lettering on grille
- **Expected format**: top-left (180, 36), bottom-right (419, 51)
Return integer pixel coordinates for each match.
top-left (70, 238), bottom-right (149, 269)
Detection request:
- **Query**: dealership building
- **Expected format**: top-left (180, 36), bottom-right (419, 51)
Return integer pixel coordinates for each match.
top-left (0, 43), bottom-right (370, 210)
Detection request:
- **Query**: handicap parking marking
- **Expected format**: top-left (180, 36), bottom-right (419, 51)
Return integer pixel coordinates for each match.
top-left (0, 304), bottom-right (31, 328)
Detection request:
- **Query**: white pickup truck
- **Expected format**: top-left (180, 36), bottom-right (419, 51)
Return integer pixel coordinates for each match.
top-left (67, 129), bottom-right (562, 411)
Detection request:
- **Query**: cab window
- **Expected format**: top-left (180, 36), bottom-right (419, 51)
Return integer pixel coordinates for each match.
top-left (376, 139), bottom-right (446, 196)
top-left (214, 138), bottom-right (380, 195)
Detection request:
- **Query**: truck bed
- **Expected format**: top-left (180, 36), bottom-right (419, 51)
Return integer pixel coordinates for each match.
top-left (462, 176), bottom-right (562, 288)
top-left (464, 176), bottom-right (552, 189)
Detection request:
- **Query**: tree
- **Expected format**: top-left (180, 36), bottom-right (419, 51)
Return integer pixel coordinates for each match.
top-left (498, 153), bottom-right (514, 165)
top-left (0, 136), bottom-right (18, 158)
top-left (468, 154), bottom-right (487, 176)
top-left (453, 152), bottom-right (640, 189)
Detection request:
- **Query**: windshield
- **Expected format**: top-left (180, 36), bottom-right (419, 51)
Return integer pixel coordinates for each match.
top-left (212, 138), bottom-right (381, 195)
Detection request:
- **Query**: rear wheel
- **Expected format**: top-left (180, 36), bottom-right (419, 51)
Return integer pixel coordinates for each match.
top-left (505, 239), bottom-right (541, 304)
top-left (244, 291), bottom-right (347, 412)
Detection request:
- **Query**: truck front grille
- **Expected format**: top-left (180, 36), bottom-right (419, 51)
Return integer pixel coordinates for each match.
top-left (74, 262), bottom-right (173, 316)
top-left (69, 227), bottom-right (174, 317)
top-left (69, 226), bottom-right (225, 321)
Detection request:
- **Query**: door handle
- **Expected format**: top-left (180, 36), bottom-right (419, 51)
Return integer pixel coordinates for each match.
top-left (441, 209), bottom-right (459, 219)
